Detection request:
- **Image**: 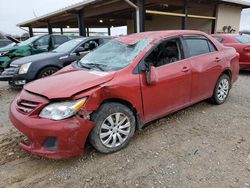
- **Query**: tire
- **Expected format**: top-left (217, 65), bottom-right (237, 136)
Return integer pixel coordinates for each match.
top-left (210, 74), bottom-right (231, 105)
top-left (37, 67), bottom-right (59, 79)
top-left (89, 103), bottom-right (136, 153)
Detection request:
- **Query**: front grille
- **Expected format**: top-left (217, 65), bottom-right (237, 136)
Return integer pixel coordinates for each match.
top-left (2, 66), bottom-right (19, 76)
top-left (17, 100), bottom-right (40, 114)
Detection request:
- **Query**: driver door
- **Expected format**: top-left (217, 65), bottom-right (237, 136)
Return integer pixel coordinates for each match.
top-left (139, 37), bottom-right (192, 123)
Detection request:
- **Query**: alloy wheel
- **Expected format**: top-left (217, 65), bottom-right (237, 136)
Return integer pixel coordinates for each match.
top-left (100, 113), bottom-right (131, 148)
top-left (217, 78), bottom-right (229, 101)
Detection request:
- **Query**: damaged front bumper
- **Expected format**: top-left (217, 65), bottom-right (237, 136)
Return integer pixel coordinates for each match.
top-left (9, 97), bottom-right (95, 159)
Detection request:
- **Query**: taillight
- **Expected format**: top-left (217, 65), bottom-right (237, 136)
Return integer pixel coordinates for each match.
top-left (243, 46), bottom-right (250, 52)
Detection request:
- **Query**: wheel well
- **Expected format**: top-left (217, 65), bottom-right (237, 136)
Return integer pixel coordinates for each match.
top-left (222, 69), bottom-right (232, 81)
top-left (96, 98), bottom-right (142, 130)
top-left (36, 65), bottom-right (60, 79)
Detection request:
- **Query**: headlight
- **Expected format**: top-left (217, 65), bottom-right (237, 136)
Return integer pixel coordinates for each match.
top-left (39, 98), bottom-right (87, 120)
top-left (19, 62), bottom-right (32, 74)
top-left (0, 51), bottom-right (9, 56)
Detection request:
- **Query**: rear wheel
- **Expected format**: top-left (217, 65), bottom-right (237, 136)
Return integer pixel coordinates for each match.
top-left (89, 103), bottom-right (136, 153)
top-left (210, 74), bottom-right (231, 105)
top-left (37, 67), bottom-right (59, 79)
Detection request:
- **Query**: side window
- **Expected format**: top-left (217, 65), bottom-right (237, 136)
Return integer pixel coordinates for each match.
top-left (214, 37), bottom-right (224, 43)
top-left (81, 39), bottom-right (99, 51)
top-left (208, 40), bottom-right (217, 52)
top-left (33, 35), bottom-right (50, 49)
top-left (145, 38), bottom-right (182, 68)
top-left (54, 36), bottom-right (69, 46)
top-left (184, 37), bottom-right (216, 57)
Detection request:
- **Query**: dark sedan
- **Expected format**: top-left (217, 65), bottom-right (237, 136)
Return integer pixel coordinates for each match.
top-left (0, 36), bottom-right (112, 86)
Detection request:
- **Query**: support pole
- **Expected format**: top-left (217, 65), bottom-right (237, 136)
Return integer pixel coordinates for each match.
top-left (28, 27), bottom-right (33, 37)
top-left (48, 22), bottom-right (53, 34)
top-left (211, 5), bottom-right (217, 34)
top-left (137, 0), bottom-right (145, 32)
top-left (78, 11), bottom-right (86, 37)
top-left (182, 0), bottom-right (188, 30)
top-left (86, 27), bottom-right (90, 37)
top-left (108, 27), bottom-right (111, 36)
top-left (60, 27), bottom-right (63, 35)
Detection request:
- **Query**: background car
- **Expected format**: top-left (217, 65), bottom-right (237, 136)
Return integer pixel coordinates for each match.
top-left (9, 30), bottom-right (239, 159)
top-left (0, 34), bottom-right (77, 73)
top-left (0, 36), bottom-right (112, 86)
top-left (212, 34), bottom-right (250, 69)
top-left (0, 39), bottom-right (13, 48)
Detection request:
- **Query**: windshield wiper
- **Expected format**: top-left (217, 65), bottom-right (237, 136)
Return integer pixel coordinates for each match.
top-left (80, 63), bottom-right (106, 71)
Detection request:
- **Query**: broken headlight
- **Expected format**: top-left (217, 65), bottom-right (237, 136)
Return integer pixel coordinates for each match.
top-left (39, 98), bottom-right (87, 121)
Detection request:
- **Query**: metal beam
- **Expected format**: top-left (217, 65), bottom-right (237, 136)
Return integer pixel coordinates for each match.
top-left (77, 11), bottom-right (86, 37)
top-left (145, 10), bottom-right (216, 20)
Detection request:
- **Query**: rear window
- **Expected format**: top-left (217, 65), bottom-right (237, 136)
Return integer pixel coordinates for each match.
top-left (184, 36), bottom-right (217, 57)
top-left (235, 35), bottom-right (250, 44)
top-left (54, 36), bottom-right (69, 45)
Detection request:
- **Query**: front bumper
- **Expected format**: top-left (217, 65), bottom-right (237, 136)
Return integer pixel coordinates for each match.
top-left (9, 97), bottom-right (95, 159)
top-left (0, 66), bottom-right (30, 85)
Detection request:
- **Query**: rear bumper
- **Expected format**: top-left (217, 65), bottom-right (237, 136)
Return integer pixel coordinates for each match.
top-left (9, 98), bottom-right (95, 159)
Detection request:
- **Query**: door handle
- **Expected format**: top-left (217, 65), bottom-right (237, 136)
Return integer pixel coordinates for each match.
top-left (215, 57), bottom-right (221, 62)
top-left (182, 66), bottom-right (190, 72)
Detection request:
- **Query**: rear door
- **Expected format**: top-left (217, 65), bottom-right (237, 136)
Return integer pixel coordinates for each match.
top-left (139, 37), bottom-right (192, 123)
top-left (183, 35), bottom-right (223, 103)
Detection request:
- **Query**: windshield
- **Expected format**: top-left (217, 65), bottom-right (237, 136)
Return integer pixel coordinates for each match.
top-left (53, 38), bottom-right (85, 53)
top-left (79, 38), bottom-right (152, 71)
top-left (18, 35), bottom-right (41, 46)
top-left (235, 35), bottom-right (250, 44)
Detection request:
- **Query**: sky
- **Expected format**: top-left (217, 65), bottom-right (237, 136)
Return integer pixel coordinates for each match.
top-left (0, 0), bottom-right (250, 35)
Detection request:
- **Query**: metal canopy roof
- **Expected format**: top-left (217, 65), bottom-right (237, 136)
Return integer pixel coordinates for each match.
top-left (17, 0), bottom-right (250, 28)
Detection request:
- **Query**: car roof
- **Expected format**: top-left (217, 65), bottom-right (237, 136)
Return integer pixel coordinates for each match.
top-left (116, 30), bottom-right (209, 45)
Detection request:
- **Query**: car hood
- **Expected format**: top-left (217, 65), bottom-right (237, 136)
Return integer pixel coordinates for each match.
top-left (11, 52), bottom-right (64, 66)
top-left (24, 68), bottom-right (116, 99)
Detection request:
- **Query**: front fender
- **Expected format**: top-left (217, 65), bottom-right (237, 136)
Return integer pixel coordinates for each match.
top-left (0, 56), bottom-right (12, 68)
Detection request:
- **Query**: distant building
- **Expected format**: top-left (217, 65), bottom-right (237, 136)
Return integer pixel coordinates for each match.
top-left (17, 0), bottom-right (250, 37)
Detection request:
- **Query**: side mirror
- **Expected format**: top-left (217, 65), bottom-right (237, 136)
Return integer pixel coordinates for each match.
top-left (75, 47), bottom-right (85, 55)
top-left (145, 64), bottom-right (158, 86)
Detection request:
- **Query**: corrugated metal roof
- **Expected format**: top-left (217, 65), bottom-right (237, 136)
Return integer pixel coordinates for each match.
top-left (221, 0), bottom-right (250, 6)
top-left (17, 0), bottom-right (250, 27)
top-left (17, 0), bottom-right (99, 26)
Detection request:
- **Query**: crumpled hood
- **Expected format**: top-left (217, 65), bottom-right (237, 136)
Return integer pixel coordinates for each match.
top-left (24, 68), bottom-right (115, 99)
top-left (11, 52), bottom-right (63, 66)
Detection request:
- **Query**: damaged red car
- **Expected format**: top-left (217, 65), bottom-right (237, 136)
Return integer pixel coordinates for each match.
top-left (9, 30), bottom-right (239, 159)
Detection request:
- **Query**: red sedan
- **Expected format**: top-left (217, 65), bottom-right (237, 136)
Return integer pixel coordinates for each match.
top-left (212, 34), bottom-right (250, 69)
top-left (9, 30), bottom-right (239, 159)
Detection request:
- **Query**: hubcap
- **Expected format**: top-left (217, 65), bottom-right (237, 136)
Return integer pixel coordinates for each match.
top-left (41, 69), bottom-right (57, 77)
top-left (217, 78), bottom-right (229, 101)
top-left (100, 113), bottom-right (131, 148)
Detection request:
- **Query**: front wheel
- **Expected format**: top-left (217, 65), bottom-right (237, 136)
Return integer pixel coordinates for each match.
top-left (210, 74), bottom-right (231, 105)
top-left (37, 67), bottom-right (59, 79)
top-left (89, 103), bottom-right (136, 153)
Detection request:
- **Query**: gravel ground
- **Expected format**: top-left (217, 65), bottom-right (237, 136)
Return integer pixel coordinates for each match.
top-left (0, 72), bottom-right (250, 188)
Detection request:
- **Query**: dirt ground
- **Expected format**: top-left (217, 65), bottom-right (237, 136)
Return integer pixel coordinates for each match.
top-left (0, 72), bottom-right (250, 188)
